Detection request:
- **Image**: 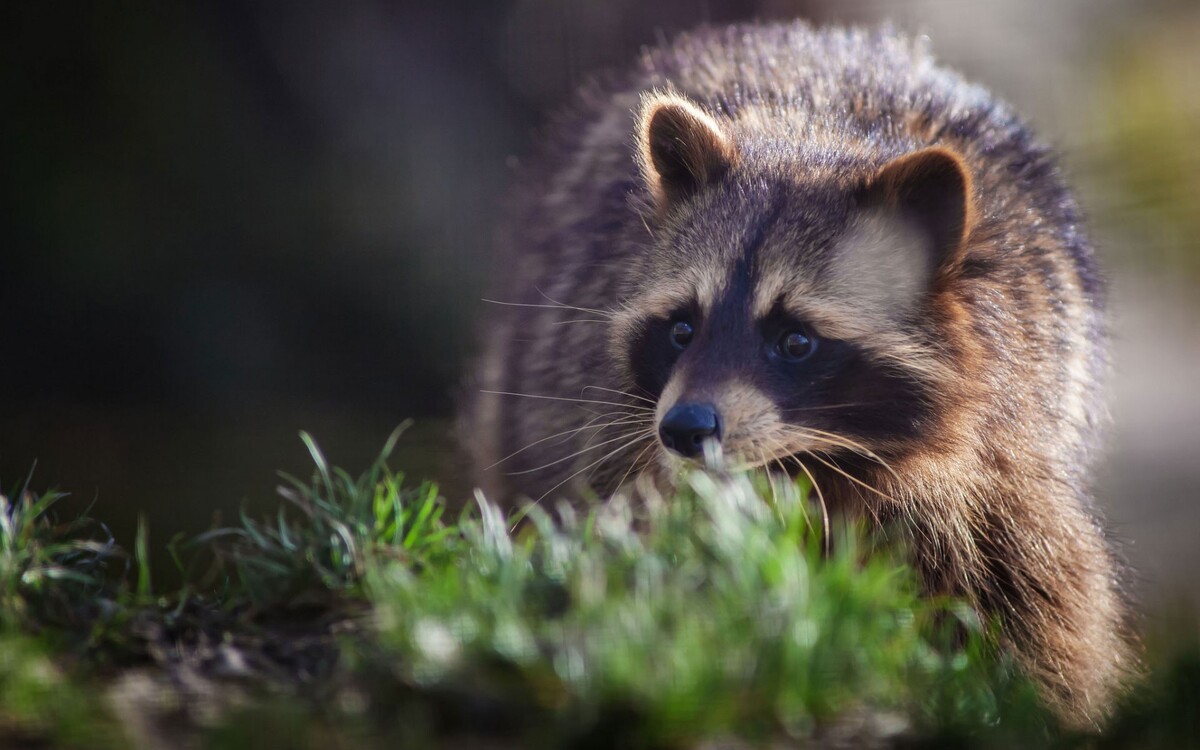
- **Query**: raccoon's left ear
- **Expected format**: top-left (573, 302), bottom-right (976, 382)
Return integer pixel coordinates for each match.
top-left (862, 147), bottom-right (976, 275)
top-left (637, 93), bottom-right (737, 211)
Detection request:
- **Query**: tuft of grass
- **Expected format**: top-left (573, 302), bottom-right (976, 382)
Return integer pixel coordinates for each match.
top-left (1, 476), bottom-right (120, 632)
top-left (358, 470), bottom-right (1047, 746)
top-left (0, 476), bottom-right (128, 748)
top-left (188, 424), bottom-right (458, 609)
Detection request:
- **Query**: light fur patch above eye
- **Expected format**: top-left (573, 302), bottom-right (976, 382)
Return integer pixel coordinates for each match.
top-left (752, 210), bottom-right (940, 346)
top-left (752, 268), bottom-right (819, 321)
top-left (825, 209), bottom-right (935, 320)
top-left (752, 267), bottom-right (873, 343)
top-left (616, 264), bottom-right (728, 325)
top-left (625, 290), bottom-right (692, 322)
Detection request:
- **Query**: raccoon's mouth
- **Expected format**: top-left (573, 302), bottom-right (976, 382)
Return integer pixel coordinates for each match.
top-left (656, 437), bottom-right (834, 481)
top-left (656, 437), bottom-right (815, 475)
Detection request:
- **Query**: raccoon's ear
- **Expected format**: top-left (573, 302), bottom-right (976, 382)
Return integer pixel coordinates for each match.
top-left (862, 147), bottom-right (975, 274)
top-left (637, 93), bottom-right (736, 210)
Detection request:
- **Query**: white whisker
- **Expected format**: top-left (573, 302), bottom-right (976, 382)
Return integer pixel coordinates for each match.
top-left (793, 456), bottom-right (830, 556)
top-left (613, 439), bottom-right (658, 496)
top-left (480, 389), bottom-right (656, 412)
top-left (787, 425), bottom-right (900, 483)
top-left (806, 450), bottom-right (895, 506)
top-left (535, 288), bottom-right (615, 318)
top-left (486, 415), bottom-right (653, 470)
top-left (535, 431), bottom-right (657, 504)
top-left (481, 297), bottom-right (613, 318)
top-left (505, 426), bottom-right (655, 476)
top-left (579, 385), bottom-right (657, 405)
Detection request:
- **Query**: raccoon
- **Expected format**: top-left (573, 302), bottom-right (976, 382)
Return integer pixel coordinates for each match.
top-left (460, 22), bottom-right (1131, 724)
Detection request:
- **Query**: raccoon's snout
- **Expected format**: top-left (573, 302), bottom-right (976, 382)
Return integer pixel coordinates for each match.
top-left (659, 402), bottom-right (722, 458)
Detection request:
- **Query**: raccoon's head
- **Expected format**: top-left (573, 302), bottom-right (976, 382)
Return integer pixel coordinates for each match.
top-left (610, 92), bottom-right (976, 474)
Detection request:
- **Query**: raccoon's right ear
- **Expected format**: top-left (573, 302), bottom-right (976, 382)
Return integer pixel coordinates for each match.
top-left (637, 93), bottom-right (737, 211)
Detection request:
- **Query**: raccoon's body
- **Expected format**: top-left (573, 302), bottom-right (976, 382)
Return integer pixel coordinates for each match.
top-left (461, 23), bottom-right (1130, 723)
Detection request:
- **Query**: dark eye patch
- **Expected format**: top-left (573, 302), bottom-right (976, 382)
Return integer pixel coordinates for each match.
top-left (773, 339), bottom-right (931, 443)
top-left (627, 313), bottom-right (690, 399)
top-left (753, 300), bottom-right (927, 442)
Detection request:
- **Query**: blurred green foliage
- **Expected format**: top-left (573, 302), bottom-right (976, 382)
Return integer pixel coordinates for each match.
top-left (3, 431), bottom-right (1200, 746)
top-left (0, 432), bottom-right (1068, 748)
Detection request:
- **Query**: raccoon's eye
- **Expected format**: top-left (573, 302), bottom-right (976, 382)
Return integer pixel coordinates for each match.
top-left (669, 320), bottom-right (694, 349)
top-left (776, 328), bottom-right (816, 362)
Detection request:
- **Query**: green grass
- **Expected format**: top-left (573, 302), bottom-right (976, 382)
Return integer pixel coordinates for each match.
top-left (1, 427), bottom-right (1196, 748)
top-left (1, 477), bottom-right (119, 632)
top-left (1, 479), bottom-right (128, 747)
top-left (363, 470), bottom-right (1041, 745)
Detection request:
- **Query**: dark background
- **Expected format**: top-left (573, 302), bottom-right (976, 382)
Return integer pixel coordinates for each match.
top-left (2, 1), bottom-right (1198, 605)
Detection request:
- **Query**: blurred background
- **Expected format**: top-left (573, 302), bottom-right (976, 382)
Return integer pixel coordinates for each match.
top-left (2, 0), bottom-right (1197, 609)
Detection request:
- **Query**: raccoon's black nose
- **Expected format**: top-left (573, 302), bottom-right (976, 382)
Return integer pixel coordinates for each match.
top-left (659, 403), bottom-right (722, 458)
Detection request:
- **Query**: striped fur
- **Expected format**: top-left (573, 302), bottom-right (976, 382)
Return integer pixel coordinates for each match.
top-left (459, 22), bottom-right (1131, 724)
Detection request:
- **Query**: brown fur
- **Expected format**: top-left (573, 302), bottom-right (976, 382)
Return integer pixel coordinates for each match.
top-left (459, 22), bottom-right (1133, 725)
